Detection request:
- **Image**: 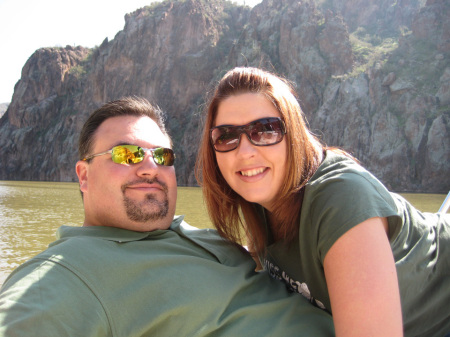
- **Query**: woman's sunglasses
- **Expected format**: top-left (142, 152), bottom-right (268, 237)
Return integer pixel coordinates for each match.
top-left (83, 145), bottom-right (175, 166)
top-left (210, 117), bottom-right (286, 152)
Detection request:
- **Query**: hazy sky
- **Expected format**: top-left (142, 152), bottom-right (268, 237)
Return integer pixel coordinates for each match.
top-left (0, 0), bottom-right (262, 103)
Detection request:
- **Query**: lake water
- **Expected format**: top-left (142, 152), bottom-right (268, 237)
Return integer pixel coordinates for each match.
top-left (0, 180), bottom-right (447, 286)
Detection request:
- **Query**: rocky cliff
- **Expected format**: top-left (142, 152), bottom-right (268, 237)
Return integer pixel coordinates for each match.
top-left (0, 103), bottom-right (8, 119)
top-left (0, 0), bottom-right (448, 192)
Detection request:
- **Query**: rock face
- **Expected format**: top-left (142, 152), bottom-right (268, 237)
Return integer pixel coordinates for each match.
top-left (0, 0), bottom-right (448, 193)
top-left (0, 103), bottom-right (8, 119)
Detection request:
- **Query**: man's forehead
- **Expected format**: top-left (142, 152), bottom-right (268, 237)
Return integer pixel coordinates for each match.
top-left (94, 115), bottom-right (170, 148)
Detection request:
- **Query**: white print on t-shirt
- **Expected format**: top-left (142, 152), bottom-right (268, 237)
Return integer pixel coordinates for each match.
top-left (264, 259), bottom-right (326, 310)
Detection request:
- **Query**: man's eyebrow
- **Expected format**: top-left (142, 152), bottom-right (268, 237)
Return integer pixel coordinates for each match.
top-left (110, 142), bottom-right (170, 149)
top-left (98, 141), bottom-right (129, 150)
top-left (112, 141), bottom-right (132, 147)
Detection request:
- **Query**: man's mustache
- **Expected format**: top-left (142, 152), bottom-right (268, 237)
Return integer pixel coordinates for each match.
top-left (121, 178), bottom-right (168, 194)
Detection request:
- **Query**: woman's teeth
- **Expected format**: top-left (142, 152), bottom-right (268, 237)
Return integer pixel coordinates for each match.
top-left (240, 168), bottom-right (265, 177)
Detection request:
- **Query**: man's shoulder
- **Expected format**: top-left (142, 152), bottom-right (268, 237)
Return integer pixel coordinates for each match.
top-left (173, 219), bottom-right (252, 265)
top-left (172, 218), bottom-right (220, 238)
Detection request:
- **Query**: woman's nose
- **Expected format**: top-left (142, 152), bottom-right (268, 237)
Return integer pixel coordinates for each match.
top-left (236, 134), bottom-right (257, 157)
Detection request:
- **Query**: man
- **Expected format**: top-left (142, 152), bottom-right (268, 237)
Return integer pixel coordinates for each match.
top-left (0, 97), bottom-right (334, 336)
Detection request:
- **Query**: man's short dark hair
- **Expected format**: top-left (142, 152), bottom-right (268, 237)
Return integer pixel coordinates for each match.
top-left (78, 96), bottom-right (170, 161)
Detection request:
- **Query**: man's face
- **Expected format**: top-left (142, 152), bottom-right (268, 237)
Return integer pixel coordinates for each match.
top-left (76, 115), bottom-right (177, 232)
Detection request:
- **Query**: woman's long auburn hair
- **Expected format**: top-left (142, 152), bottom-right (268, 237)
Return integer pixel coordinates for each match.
top-left (195, 67), bottom-right (324, 254)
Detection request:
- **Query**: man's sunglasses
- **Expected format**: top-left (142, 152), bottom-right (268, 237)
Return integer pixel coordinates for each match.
top-left (210, 117), bottom-right (286, 152)
top-left (83, 145), bottom-right (175, 166)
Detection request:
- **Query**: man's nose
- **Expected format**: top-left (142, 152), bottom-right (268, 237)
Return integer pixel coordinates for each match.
top-left (136, 150), bottom-right (159, 176)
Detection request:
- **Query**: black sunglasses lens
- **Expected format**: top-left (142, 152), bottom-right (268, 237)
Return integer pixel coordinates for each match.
top-left (211, 118), bottom-right (285, 152)
top-left (249, 119), bottom-right (284, 145)
top-left (211, 127), bottom-right (241, 152)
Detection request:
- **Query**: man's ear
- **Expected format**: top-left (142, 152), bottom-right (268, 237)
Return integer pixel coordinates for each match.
top-left (76, 161), bottom-right (89, 193)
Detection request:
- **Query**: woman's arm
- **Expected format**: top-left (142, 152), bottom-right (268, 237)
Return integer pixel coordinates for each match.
top-left (324, 217), bottom-right (403, 337)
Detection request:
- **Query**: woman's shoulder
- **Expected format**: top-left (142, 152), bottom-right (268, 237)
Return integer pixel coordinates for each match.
top-left (300, 151), bottom-right (401, 261)
top-left (303, 150), bottom-right (399, 229)
top-left (308, 150), bottom-right (385, 192)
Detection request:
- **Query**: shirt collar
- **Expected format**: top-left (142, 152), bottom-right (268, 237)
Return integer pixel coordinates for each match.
top-left (56, 215), bottom-right (185, 243)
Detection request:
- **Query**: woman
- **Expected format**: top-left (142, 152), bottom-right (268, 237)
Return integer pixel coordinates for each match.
top-left (196, 67), bottom-right (449, 337)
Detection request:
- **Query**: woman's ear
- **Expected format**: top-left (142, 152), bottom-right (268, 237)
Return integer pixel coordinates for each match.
top-left (76, 161), bottom-right (89, 193)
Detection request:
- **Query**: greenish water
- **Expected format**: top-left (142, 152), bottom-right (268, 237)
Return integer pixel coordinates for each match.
top-left (0, 181), bottom-right (447, 286)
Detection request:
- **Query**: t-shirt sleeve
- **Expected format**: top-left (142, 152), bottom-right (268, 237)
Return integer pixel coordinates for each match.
top-left (307, 170), bottom-right (402, 263)
top-left (0, 259), bottom-right (110, 336)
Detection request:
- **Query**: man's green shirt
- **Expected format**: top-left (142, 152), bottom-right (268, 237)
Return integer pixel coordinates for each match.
top-left (0, 216), bottom-right (333, 336)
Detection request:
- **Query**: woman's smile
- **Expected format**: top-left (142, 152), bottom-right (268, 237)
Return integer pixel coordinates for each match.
top-left (239, 167), bottom-right (266, 177)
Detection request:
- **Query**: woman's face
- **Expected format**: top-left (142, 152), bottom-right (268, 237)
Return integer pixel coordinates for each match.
top-left (213, 93), bottom-right (288, 212)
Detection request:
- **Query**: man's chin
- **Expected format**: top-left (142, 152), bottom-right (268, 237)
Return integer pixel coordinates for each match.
top-left (124, 196), bottom-right (169, 223)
